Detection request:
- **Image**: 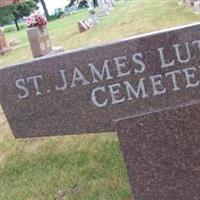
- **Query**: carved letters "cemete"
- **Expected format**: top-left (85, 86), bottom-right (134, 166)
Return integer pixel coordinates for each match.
top-left (15, 39), bottom-right (200, 107)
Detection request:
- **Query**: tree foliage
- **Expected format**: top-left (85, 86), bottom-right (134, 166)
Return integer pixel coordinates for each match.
top-left (0, 1), bottom-right (37, 26)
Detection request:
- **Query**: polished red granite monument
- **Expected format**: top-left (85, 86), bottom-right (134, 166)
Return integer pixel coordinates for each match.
top-left (116, 101), bottom-right (200, 200)
top-left (1, 23), bottom-right (200, 138)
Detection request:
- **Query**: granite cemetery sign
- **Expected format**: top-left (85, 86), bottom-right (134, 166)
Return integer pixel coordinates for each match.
top-left (0, 22), bottom-right (200, 200)
top-left (1, 23), bottom-right (200, 138)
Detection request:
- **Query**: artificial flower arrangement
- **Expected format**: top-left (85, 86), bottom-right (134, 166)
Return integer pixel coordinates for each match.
top-left (26, 12), bottom-right (47, 28)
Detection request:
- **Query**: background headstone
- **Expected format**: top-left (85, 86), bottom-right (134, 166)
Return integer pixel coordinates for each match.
top-left (110, 0), bottom-right (116, 7)
top-left (0, 28), bottom-right (7, 48)
top-left (97, 0), bottom-right (109, 16)
top-left (27, 25), bottom-right (52, 58)
top-left (105, 0), bottom-right (114, 11)
top-left (0, 28), bottom-right (11, 55)
top-left (194, 1), bottom-right (200, 13)
top-left (116, 101), bottom-right (200, 200)
top-left (87, 0), bottom-right (99, 26)
top-left (88, 8), bottom-right (99, 26)
top-left (184, 0), bottom-right (199, 6)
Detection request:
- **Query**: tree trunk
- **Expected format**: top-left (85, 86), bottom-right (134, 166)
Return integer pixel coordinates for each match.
top-left (13, 12), bottom-right (20, 31)
top-left (93, 0), bottom-right (98, 7)
top-left (14, 18), bottom-right (20, 31)
top-left (40, 0), bottom-right (49, 20)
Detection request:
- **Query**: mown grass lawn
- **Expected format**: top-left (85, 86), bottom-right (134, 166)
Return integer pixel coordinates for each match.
top-left (0, 0), bottom-right (200, 200)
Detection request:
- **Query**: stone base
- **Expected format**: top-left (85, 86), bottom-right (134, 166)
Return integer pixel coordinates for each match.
top-left (0, 46), bottom-right (11, 55)
top-left (44, 46), bottom-right (65, 57)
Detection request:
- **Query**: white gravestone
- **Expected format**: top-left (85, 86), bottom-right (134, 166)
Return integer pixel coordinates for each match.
top-left (88, 9), bottom-right (99, 26)
top-left (88, 0), bottom-right (99, 25)
top-left (97, 0), bottom-right (109, 16)
top-left (105, 0), bottom-right (114, 10)
top-left (194, 1), bottom-right (200, 13)
top-left (110, 0), bottom-right (116, 7)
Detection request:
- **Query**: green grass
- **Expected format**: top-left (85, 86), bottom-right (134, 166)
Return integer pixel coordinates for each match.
top-left (0, 130), bottom-right (130, 200)
top-left (0, 0), bottom-right (200, 199)
top-left (1, 0), bottom-right (199, 67)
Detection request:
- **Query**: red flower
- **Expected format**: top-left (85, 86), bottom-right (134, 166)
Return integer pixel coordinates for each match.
top-left (26, 13), bottom-right (47, 27)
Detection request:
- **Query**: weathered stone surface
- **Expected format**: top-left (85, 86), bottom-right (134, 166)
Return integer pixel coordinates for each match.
top-left (116, 101), bottom-right (200, 200)
top-left (0, 28), bottom-right (7, 48)
top-left (1, 23), bottom-right (200, 138)
top-left (97, 0), bottom-right (109, 16)
top-left (78, 21), bottom-right (90, 33)
top-left (0, 28), bottom-right (11, 55)
top-left (27, 26), bottom-right (52, 58)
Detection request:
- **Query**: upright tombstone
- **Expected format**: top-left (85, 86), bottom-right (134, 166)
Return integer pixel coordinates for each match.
top-left (0, 28), bottom-right (11, 55)
top-left (27, 26), bottom-right (52, 58)
top-left (88, 8), bottom-right (99, 26)
top-left (105, 0), bottom-right (114, 10)
top-left (0, 28), bottom-right (7, 48)
top-left (110, 0), bottom-right (116, 7)
top-left (97, 0), bottom-right (109, 16)
top-left (194, 1), bottom-right (200, 13)
top-left (27, 26), bottom-right (64, 58)
top-left (87, 0), bottom-right (99, 26)
top-left (116, 101), bottom-right (200, 200)
top-left (184, 0), bottom-right (197, 6)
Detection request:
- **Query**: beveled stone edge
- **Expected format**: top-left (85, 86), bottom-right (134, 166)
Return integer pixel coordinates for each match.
top-left (114, 99), bottom-right (200, 125)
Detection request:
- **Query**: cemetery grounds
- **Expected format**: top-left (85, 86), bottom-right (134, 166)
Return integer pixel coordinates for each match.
top-left (0, 0), bottom-right (200, 199)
